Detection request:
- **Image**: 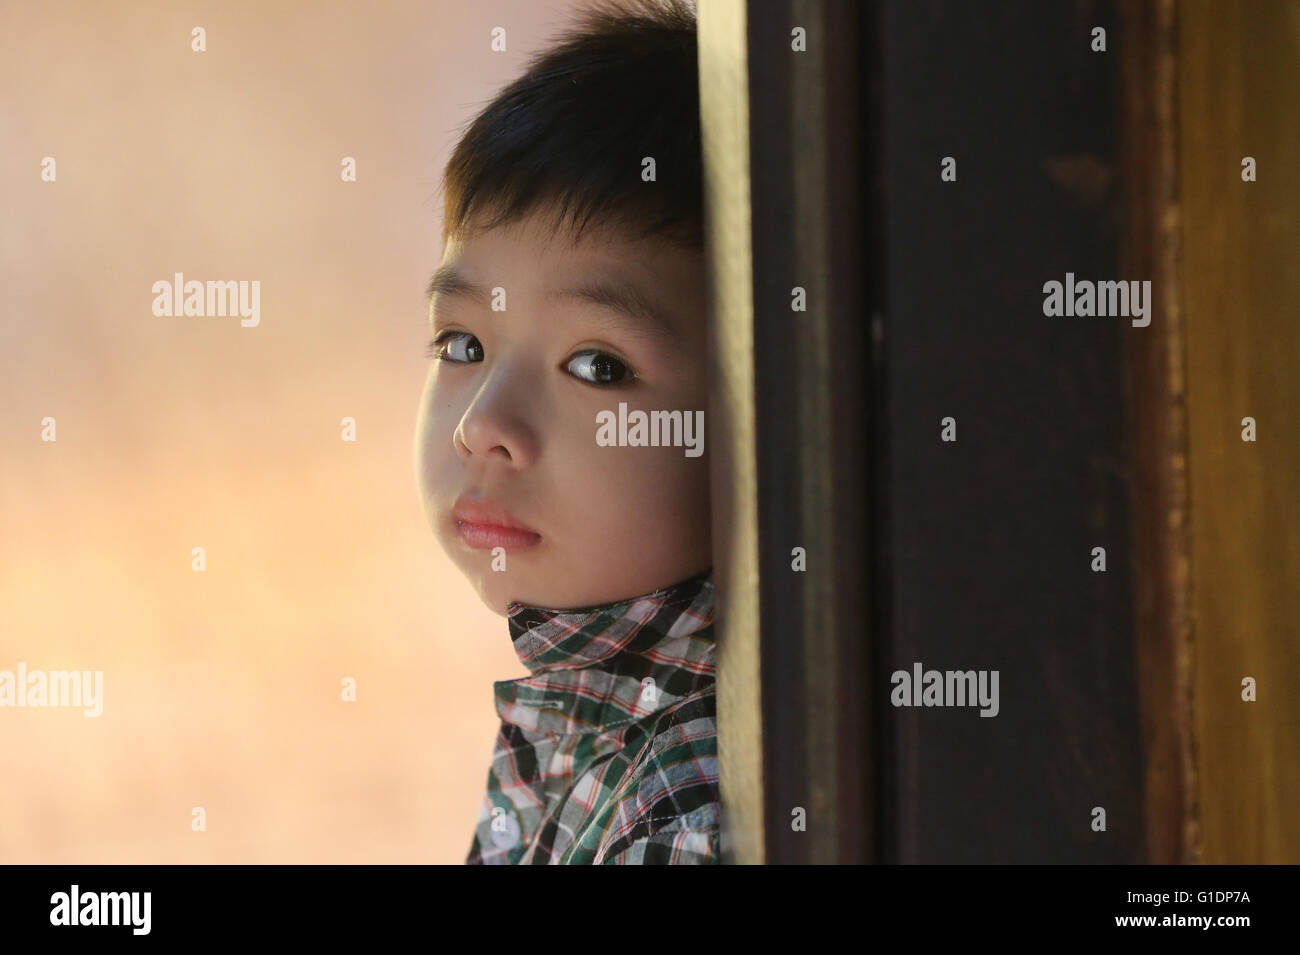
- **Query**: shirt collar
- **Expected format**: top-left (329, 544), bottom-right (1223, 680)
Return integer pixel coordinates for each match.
top-left (492, 568), bottom-right (716, 735)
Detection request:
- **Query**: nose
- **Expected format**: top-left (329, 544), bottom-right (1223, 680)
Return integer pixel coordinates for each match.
top-left (453, 367), bottom-right (540, 468)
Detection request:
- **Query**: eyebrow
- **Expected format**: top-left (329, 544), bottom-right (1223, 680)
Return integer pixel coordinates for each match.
top-left (426, 265), bottom-right (677, 342)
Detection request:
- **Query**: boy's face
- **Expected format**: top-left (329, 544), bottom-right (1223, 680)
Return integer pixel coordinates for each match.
top-left (414, 210), bottom-right (712, 616)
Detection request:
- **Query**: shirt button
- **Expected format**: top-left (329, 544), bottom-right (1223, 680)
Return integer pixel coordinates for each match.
top-left (490, 808), bottom-right (522, 849)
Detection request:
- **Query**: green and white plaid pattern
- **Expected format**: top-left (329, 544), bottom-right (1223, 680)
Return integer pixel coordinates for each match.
top-left (465, 568), bottom-right (721, 864)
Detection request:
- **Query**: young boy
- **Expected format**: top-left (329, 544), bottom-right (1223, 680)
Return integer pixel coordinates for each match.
top-left (413, 0), bottom-right (721, 863)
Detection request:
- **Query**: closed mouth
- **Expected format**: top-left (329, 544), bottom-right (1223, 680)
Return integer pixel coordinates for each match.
top-left (451, 495), bottom-right (540, 536)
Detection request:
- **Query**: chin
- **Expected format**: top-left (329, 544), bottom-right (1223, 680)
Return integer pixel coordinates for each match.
top-left (473, 577), bottom-right (516, 618)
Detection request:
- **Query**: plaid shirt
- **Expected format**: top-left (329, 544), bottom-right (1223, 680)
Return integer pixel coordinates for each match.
top-left (465, 568), bottom-right (721, 864)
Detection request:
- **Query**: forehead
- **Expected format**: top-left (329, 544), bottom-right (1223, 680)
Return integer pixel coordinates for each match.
top-left (429, 214), bottom-right (707, 342)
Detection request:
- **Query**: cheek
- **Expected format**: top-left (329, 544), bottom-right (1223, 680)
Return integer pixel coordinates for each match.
top-left (581, 449), bottom-right (711, 579)
top-left (573, 443), bottom-right (710, 530)
top-left (414, 374), bottom-right (458, 499)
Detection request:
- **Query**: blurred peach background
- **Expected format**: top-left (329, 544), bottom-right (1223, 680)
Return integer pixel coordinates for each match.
top-left (0, 0), bottom-right (584, 862)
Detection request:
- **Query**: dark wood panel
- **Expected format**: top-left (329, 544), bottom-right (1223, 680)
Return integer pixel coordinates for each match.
top-left (744, 0), bottom-right (876, 864)
top-left (877, 0), bottom-right (1145, 863)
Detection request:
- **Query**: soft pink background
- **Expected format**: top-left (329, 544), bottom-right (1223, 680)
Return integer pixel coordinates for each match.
top-left (0, 0), bottom-right (586, 863)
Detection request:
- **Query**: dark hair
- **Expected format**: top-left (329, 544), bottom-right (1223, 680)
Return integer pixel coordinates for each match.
top-left (439, 0), bottom-right (702, 251)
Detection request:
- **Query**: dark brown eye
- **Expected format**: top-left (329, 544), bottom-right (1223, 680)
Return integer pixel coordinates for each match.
top-left (566, 350), bottom-right (636, 386)
top-left (427, 331), bottom-right (483, 363)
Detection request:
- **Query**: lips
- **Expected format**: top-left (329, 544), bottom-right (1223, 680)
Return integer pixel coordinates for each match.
top-left (452, 495), bottom-right (542, 550)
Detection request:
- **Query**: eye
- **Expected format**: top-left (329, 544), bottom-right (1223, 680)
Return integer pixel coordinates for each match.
top-left (426, 331), bottom-right (483, 363)
top-left (566, 349), bottom-right (637, 387)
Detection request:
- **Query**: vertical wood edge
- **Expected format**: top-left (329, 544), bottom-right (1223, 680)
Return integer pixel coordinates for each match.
top-left (1119, 0), bottom-right (1202, 866)
top-left (698, 0), bottom-right (764, 866)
